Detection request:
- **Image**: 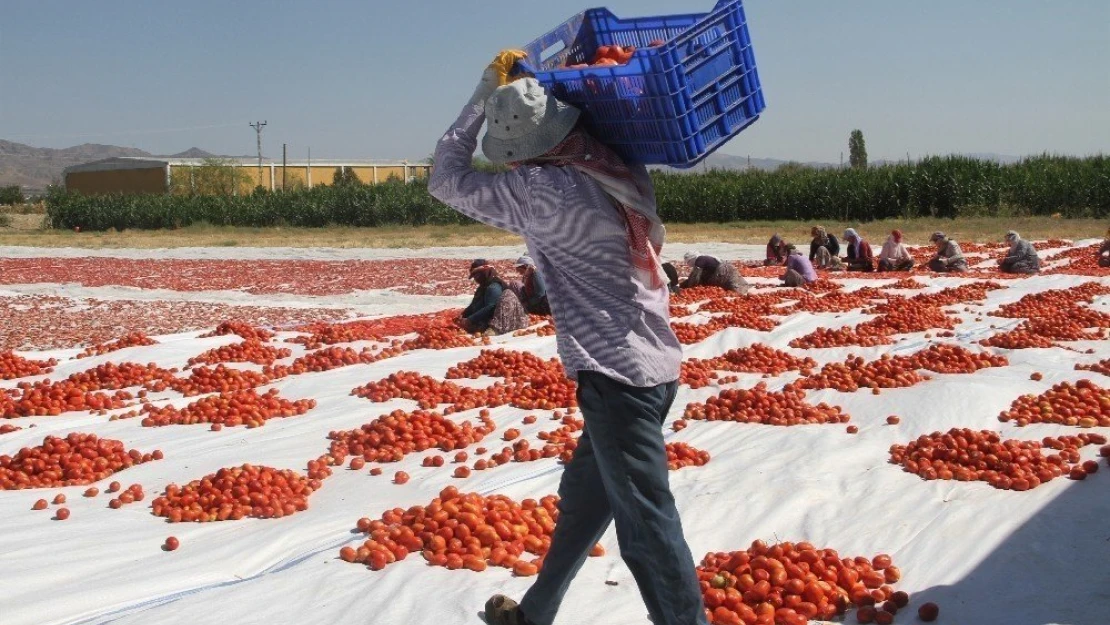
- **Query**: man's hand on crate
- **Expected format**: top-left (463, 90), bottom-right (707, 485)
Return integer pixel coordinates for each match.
top-left (468, 49), bottom-right (528, 107)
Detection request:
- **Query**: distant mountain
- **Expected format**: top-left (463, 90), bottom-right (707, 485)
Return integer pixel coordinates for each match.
top-left (0, 140), bottom-right (246, 193)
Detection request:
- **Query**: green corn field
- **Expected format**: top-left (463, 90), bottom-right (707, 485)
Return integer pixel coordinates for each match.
top-left (45, 155), bottom-right (1109, 232)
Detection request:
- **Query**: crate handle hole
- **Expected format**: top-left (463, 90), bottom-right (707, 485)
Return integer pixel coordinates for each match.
top-left (540, 41), bottom-right (567, 63)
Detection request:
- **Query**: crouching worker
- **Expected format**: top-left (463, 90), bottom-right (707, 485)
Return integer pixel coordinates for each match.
top-left (1098, 228), bottom-right (1110, 267)
top-left (514, 254), bottom-right (551, 314)
top-left (460, 259), bottom-right (528, 335)
top-left (765, 234), bottom-right (788, 266)
top-left (782, 244), bottom-right (817, 287)
top-left (842, 228), bottom-right (875, 272)
top-left (927, 232), bottom-right (968, 272)
top-left (878, 230), bottom-right (914, 271)
top-left (427, 50), bottom-right (707, 625)
top-left (999, 231), bottom-right (1040, 274)
top-left (682, 251), bottom-right (750, 294)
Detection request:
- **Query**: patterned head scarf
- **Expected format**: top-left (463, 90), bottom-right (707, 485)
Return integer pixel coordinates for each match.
top-left (812, 226), bottom-right (828, 244)
top-left (684, 251), bottom-right (700, 267)
top-left (892, 230), bottom-right (903, 244)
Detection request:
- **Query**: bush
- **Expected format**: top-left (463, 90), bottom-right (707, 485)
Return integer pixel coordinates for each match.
top-left (0, 213), bottom-right (11, 228)
top-left (0, 185), bottom-right (24, 206)
top-left (44, 155), bottom-right (1110, 231)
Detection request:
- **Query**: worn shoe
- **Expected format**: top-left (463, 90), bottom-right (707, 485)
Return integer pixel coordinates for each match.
top-left (484, 595), bottom-right (528, 625)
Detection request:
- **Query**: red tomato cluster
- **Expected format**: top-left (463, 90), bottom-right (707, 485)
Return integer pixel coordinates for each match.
top-left (787, 291), bottom-right (882, 314)
top-left (905, 282), bottom-right (1004, 308)
top-left (0, 351), bottom-right (57, 380)
top-left (789, 327), bottom-right (892, 349)
top-left (997, 379), bottom-right (1110, 427)
top-left (0, 293), bottom-right (352, 352)
top-left (798, 355), bottom-right (930, 393)
top-left (187, 339), bottom-right (292, 367)
top-left (445, 349), bottom-right (554, 381)
top-left (673, 312), bottom-right (779, 345)
top-left (856, 303), bottom-right (957, 336)
top-left (139, 388), bottom-right (316, 428)
top-left (562, 44), bottom-right (639, 69)
top-left (340, 487), bottom-right (598, 575)
top-left (889, 428), bottom-right (1105, 489)
top-left (696, 540), bottom-right (908, 625)
top-left (908, 344), bottom-right (1008, 374)
top-left (327, 409), bottom-right (497, 464)
top-left (1076, 358), bottom-right (1110, 377)
top-left (979, 327), bottom-right (1056, 350)
top-left (884, 278), bottom-right (925, 290)
top-left (671, 286), bottom-right (740, 305)
top-left (401, 324), bottom-right (485, 351)
top-left (667, 442), bottom-right (711, 470)
top-left (199, 321), bottom-right (275, 342)
top-left (290, 310), bottom-right (460, 348)
top-left (681, 345), bottom-right (817, 389)
top-left (152, 464), bottom-right (319, 522)
top-left (268, 346), bottom-right (388, 376)
top-left (990, 283), bottom-right (1110, 319)
top-left (513, 323), bottom-right (557, 338)
top-left (108, 483), bottom-right (147, 509)
top-left (683, 383), bottom-right (850, 426)
top-left (534, 414), bottom-right (585, 465)
top-left (76, 332), bottom-right (157, 359)
top-left (168, 364), bottom-right (276, 396)
top-left (0, 433), bottom-right (158, 489)
top-left (2, 378), bottom-right (133, 418)
top-left (353, 372), bottom-right (488, 410)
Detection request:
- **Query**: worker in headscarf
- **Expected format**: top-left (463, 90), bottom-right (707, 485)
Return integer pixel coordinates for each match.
top-left (514, 254), bottom-right (551, 314)
top-left (878, 230), bottom-right (914, 271)
top-left (429, 51), bottom-right (707, 625)
top-left (927, 232), bottom-right (968, 272)
top-left (460, 259), bottom-right (529, 335)
top-left (782, 244), bottom-right (817, 287)
top-left (681, 251), bottom-right (750, 294)
top-left (661, 262), bottom-right (681, 293)
top-left (842, 228), bottom-right (875, 272)
top-left (765, 234), bottom-right (788, 266)
top-left (1098, 227), bottom-right (1110, 267)
top-left (809, 226), bottom-right (844, 270)
top-left (999, 231), bottom-right (1040, 274)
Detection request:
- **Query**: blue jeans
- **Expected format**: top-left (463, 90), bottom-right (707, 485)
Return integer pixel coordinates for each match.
top-left (519, 371), bottom-right (708, 625)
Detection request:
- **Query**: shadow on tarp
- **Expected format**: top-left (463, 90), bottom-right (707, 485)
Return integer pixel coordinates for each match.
top-left (910, 475), bottom-right (1110, 625)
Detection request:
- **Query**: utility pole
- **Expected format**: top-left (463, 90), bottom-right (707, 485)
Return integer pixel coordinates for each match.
top-left (250, 120), bottom-right (267, 185)
top-left (282, 143), bottom-right (287, 191)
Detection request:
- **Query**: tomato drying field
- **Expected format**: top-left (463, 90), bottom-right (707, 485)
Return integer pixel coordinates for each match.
top-left (1, 242), bottom-right (1108, 625)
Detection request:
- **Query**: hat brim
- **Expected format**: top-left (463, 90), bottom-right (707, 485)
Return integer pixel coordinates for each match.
top-left (482, 97), bottom-right (580, 165)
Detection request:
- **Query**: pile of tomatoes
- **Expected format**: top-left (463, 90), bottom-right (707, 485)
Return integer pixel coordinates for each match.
top-left (0, 351), bottom-right (57, 380)
top-left (187, 339), bottom-right (292, 367)
top-left (787, 291), bottom-right (881, 314)
top-left (0, 433), bottom-right (159, 489)
top-left (884, 278), bottom-right (925, 290)
top-left (681, 345), bottom-right (817, 389)
top-left (152, 463), bottom-right (319, 522)
top-left (66, 361), bottom-right (178, 392)
top-left (991, 283), bottom-right (1109, 319)
top-left (268, 346), bottom-right (388, 376)
top-left (907, 344), bottom-right (1008, 374)
top-left (353, 372), bottom-right (487, 410)
top-left (696, 540), bottom-right (909, 625)
top-left (560, 41), bottom-right (663, 69)
top-left (139, 388), bottom-right (316, 428)
top-left (667, 442), bottom-right (711, 470)
top-left (2, 379), bottom-right (134, 418)
top-left (76, 332), bottom-right (157, 359)
top-left (445, 349), bottom-right (554, 381)
top-left (798, 355), bottom-right (929, 393)
top-left (683, 382), bottom-right (850, 426)
top-left (200, 321), bottom-right (275, 342)
top-left (789, 327), bottom-right (891, 349)
top-left (168, 364), bottom-right (276, 397)
top-left (997, 379), bottom-right (1110, 428)
top-left (1076, 358), bottom-right (1110, 377)
top-left (328, 408), bottom-right (497, 464)
top-left (890, 428), bottom-right (1105, 488)
top-left (341, 487), bottom-right (599, 576)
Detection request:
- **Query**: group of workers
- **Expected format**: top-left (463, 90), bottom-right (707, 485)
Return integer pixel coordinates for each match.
top-left (457, 255), bottom-right (549, 336)
top-left (462, 228), bottom-right (1050, 336)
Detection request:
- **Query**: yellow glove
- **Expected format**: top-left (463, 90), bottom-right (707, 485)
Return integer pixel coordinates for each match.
top-left (489, 49), bottom-right (528, 86)
top-left (469, 49), bottom-right (529, 106)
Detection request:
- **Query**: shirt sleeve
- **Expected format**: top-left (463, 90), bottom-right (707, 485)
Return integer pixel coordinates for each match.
top-left (427, 103), bottom-right (534, 236)
top-left (528, 271), bottom-right (547, 307)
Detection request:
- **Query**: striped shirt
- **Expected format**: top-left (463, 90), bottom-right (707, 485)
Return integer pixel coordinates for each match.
top-left (428, 103), bottom-right (682, 387)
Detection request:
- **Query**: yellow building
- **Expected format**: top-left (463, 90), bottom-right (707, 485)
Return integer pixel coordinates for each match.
top-left (64, 157), bottom-right (431, 195)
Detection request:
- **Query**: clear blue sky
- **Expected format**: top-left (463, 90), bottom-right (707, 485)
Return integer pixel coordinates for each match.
top-left (2, 0), bottom-right (1107, 163)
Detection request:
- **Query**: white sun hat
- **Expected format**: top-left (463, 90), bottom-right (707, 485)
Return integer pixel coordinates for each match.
top-left (482, 78), bottom-right (580, 165)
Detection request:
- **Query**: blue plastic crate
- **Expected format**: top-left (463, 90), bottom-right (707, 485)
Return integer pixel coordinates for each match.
top-left (517, 0), bottom-right (765, 169)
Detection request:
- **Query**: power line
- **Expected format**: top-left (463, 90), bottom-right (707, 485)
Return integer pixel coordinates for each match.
top-left (4, 122), bottom-right (243, 141)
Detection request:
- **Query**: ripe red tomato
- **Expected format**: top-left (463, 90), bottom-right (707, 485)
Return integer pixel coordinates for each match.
top-left (55, 507), bottom-right (70, 520)
top-left (164, 537), bottom-right (180, 551)
top-left (918, 602), bottom-right (940, 621)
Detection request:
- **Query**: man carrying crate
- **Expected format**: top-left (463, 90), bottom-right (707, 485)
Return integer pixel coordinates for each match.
top-left (428, 51), bottom-right (708, 625)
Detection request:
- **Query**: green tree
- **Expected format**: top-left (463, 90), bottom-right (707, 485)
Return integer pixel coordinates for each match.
top-left (849, 130), bottom-right (868, 169)
top-left (0, 185), bottom-right (24, 205)
top-left (332, 167), bottom-right (363, 186)
top-left (169, 159), bottom-right (250, 196)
